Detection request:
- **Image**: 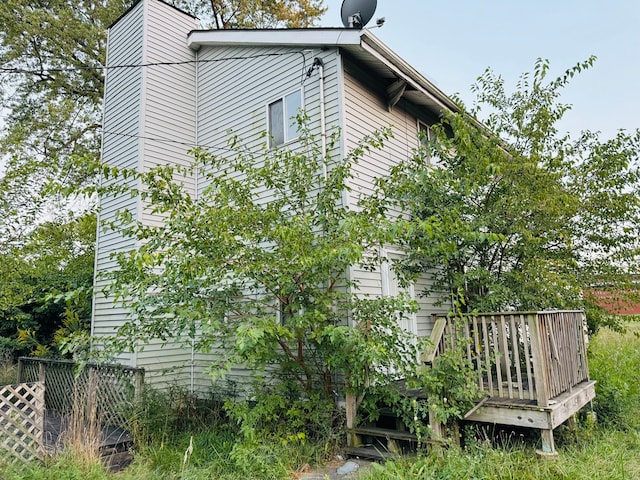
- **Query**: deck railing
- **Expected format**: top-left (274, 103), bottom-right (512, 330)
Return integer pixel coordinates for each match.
top-left (424, 311), bottom-right (590, 407)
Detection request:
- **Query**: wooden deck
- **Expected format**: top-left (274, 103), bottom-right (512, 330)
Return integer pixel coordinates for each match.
top-left (43, 410), bottom-right (134, 470)
top-left (428, 310), bottom-right (594, 454)
top-left (465, 380), bottom-right (595, 429)
top-left (346, 310), bottom-right (595, 457)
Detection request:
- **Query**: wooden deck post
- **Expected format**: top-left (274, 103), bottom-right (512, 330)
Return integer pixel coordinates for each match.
top-left (87, 367), bottom-right (98, 424)
top-left (38, 361), bottom-right (46, 384)
top-left (538, 428), bottom-right (558, 457)
top-left (16, 358), bottom-right (24, 384)
top-left (428, 407), bottom-right (443, 445)
top-left (134, 369), bottom-right (144, 403)
top-left (345, 392), bottom-right (361, 447)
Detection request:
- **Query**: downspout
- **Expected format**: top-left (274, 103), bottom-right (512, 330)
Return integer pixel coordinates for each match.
top-left (190, 48), bottom-right (199, 395)
top-left (314, 57), bottom-right (328, 180)
top-left (315, 56), bottom-right (334, 398)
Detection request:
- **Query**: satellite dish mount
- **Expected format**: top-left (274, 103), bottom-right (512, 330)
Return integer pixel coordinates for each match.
top-left (341, 0), bottom-right (377, 29)
top-left (349, 12), bottom-right (363, 28)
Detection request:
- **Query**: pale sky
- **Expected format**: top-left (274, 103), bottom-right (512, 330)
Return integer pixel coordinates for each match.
top-left (322, 0), bottom-right (640, 140)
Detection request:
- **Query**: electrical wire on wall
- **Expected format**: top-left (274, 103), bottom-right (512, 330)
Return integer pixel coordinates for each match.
top-left (0, 50), bottom-right (307, 76)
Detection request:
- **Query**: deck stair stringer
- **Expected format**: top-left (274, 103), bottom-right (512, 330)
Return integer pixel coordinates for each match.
top-left (345, 394), bottom-right (424, 460)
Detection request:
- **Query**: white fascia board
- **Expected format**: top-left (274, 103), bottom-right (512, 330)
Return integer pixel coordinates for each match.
top-left (188, 28), bottom-right (362, 50)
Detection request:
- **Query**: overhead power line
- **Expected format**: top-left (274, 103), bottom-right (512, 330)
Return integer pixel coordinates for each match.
top-left (0, 50), bottom-right (305, 75)
top-left (102, 129), bottom-right (267, 157)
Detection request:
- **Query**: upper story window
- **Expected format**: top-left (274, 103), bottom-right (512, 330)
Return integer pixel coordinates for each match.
top-left (418, 121), bottom-right (435, 163)
top-left (418, 121), bottom-right (433, 146)
top-left (268, 90), bottom-right (302, 147)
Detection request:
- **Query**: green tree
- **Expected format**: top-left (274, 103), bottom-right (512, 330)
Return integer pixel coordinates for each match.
top-left (0, 1), bottom-right (128, 235)
top-left (100, 128), bottom-right (418, 398)
top-left (207, 0), bottom-right (326, 28)
top-left (375, 58), bottom-right (640, 332)
top-left (0, 213), bottom-right (95, 358)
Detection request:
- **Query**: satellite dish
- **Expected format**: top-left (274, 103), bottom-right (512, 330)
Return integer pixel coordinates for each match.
top-left (340, 0), bottom-right (377, 29)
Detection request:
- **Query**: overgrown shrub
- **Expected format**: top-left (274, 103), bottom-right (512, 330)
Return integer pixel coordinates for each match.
top-left (0, 353), bottom-right (17, 385)
top-left (127, 385), bottom-right (229, 448)
top-left (357, 324), bottom-right (480, 446)
top-left (225, 379), bottom-right (342, 443)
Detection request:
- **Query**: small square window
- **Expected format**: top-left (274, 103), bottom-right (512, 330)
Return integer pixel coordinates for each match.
top-left (268, 90), bottom-right (302, 147)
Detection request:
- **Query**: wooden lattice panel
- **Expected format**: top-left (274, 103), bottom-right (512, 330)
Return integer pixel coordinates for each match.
top-left (0, 382), bottom-right (45, 463)
top-left (95, 368), bottom-right (137, 428)
top-left (18, 358), bottom-right (144, 430)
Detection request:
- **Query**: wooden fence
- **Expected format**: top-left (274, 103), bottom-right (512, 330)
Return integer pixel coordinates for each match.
top-left (18, 358), bottom-right (144, 430)
top-left (424, 311), bottom-right (590, 407)
top-left (0, 382), bottom-right (45, 464)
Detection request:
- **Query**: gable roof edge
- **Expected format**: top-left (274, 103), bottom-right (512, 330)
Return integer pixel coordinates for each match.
top-left (359, 30), bottom-right (459, 113)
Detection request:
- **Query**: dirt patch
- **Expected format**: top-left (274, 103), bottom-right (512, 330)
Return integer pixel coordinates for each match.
top-left (297, 458), bottom-right (373, 479)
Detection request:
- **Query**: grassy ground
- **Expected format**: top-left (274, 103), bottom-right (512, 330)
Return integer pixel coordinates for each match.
top-left (3, 322), bottom-right (639, 479)
top-left (358, 428), bottom-right (640, 480)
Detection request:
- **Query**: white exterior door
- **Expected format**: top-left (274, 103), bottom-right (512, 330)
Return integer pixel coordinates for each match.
top-left (380, 249), bottom-right (418, 338)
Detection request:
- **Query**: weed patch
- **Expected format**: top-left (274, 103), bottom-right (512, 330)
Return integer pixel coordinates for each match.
top-left (589, 322), bottom-right (640, 429)
top-left (0, 354), bottom-right (17, 385)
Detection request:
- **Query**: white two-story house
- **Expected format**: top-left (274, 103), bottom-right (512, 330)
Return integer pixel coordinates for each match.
top-left (93, 0), bottom-right (458, 392)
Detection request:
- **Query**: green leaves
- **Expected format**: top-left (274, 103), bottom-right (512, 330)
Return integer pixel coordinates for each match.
top-left (102, 126), bottom-right (415, 396)
top-left (204, 0), bottom-right (326, 28)
top-left (0, 213), bottom-right (96, 358)
top-left (379, 59), bottom-right (640, 331)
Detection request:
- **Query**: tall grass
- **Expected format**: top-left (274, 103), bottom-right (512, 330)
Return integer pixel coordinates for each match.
top-left (60, 389), bottom-right (105, 465)
top-left (589, 321), bottom-right (640, 429)
top-left (360, 429), bottom-right (640, 480)
top-left (0, 354), bottom-right (17, 385)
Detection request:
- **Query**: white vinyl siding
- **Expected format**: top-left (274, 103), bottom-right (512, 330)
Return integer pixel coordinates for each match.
top-left (197, 46), bottom-right (341, 163)
top-left (92, 1), bottom-right (145, 366)
top-left (343, 70), bottom-right (421, 207)
top-left (133, 0), bottom-right (198, 388)
top-left (92, 0), bottom-right (198, 386)
top-left (193, 46), bottom-right (343, 389)
top-left (342, 69), bottom-right (451, 337)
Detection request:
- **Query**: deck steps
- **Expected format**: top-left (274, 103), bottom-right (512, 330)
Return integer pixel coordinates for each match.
top-left (347, 422), bottom-right (421, 459)
top-left (349, 426), bottom-right (418, 442)
top-left (343, 446), bottom-right (395, 460)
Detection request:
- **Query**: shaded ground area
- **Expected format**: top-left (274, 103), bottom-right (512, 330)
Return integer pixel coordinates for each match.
top-left (43, 411), bottom-right (132, 451)
top-left (44, 411), bottom-right (134, 470)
